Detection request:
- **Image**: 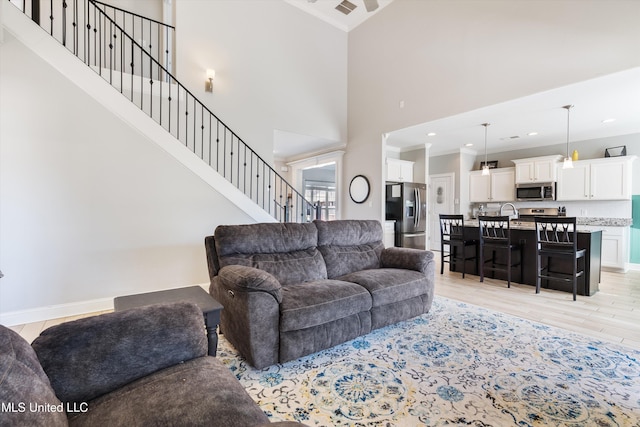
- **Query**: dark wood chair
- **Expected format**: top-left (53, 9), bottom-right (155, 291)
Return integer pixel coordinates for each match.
top-left (439, 214), bottom-right (477, 278)
top-left (478, 216), bottom-right (523, 288)
top-left (534, 216), bottom-right (585, 301)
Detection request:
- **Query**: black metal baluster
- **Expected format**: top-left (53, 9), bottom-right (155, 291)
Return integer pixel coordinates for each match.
top-left (120, 24), bottom-right (124, 94)
top-left (165, 26), bottom-right (169, 78)
top-left (74, 0), bottom-right (78, 56)
top-left (93, 6), bottom-right (98, 67)
top-left (49, 0), bottom-right (53, 35)
top-left (192, 97), bottom-right (196, 153)
top-left (243, 146), bottom-right (247, 195)
top-left (108, 21), bottom-right (113, 84)
top-left (167, 76), bottom-right (172, 135)
top-left (228, 134), bottom-right (233, 184)
top-left (200, 105), bottom-right (205, 159)
top-left (262, 163), bottom-right (266, 210)
top-left (159, 58), bottom-right (163, 126)
top-left (156, 25), bottom-right (160, 81)
top-left (130, 38), bottom-right (134, 101)
top-left (61, 0), bottom-right (67, 46)
top-left (223, 127), bottom-right (227, 178)
top-left (208, 115), bottom-right (212, 166)
top-left (216, 121), bottom-right (220, 172)
top-left (98, 12), bottom-right (102, 75)
top-left (184, 94), bottom-right (189, 148)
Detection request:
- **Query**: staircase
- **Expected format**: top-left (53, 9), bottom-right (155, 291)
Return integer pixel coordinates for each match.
top-left (5, 0), bottom-right (316, 223)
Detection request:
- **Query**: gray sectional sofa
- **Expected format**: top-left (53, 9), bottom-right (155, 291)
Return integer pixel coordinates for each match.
top-left (205, 219), bottom-right (435, 369)
top-left (0, 302), bottom-right (302, 427)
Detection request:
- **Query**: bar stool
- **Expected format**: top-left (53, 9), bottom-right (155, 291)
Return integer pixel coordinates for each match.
top-left (478, 215), bottom-right (523, 288)
top-left (439, 214), bottom-right (477, 278)
top-left (534, 216), bottom-right (585, 301)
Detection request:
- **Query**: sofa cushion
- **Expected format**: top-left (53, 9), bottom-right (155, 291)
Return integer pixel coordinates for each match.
top-left (32, 302), bottom-right (207, 405)
top-left (215, 222), bottom-right (327, 285)
top-left (219, 248), bottom-right (327, 286)
top-left (338, 268), bottom-right (431, 308)
top-left (66, 357), bottom-right (270, 427)
top-left (315, 220), bottom-right (384, 278)
top-left (315, 219), bottom-right (383, 246)
top-left (279, 280), bottom-right (372, 332)
top-left (215, 222), bottom-right (318, 255)
top-left (0, 326), bottom-right (68, 427)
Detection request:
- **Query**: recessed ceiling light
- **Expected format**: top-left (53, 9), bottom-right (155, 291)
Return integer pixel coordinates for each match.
top-left (427, 132), bottom-right (436, 137)
top-left (465, 143), bottom-right (474, 147)
top-left (602, 118), bottom-right (616, 123)
top-left (527, 132), bottom-right (538, 136)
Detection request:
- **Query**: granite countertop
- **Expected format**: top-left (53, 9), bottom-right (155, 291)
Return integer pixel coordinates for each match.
top-left (576, 217), bottom-right (632, 227)
top-left (465, 217), bottom-right (632, 232)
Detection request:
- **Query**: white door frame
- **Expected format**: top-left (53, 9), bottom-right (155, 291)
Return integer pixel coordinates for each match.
top-left (287, 150), bottom-right (345, 220)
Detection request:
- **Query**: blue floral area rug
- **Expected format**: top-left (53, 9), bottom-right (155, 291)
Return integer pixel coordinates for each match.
top-left (216, 297), bottom-right (640, 426)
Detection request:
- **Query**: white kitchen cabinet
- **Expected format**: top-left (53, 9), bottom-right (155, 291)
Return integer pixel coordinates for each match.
top-left (557, 156), bottom-right (635, 201)
top-left (584, 225), bottom-right (629, 272)
top-left (469, 167), bottom-right (515, 202)
top-left (386, 158), bottom-right (414, 182)
top-left (512, 155), bottom-right (563, 184)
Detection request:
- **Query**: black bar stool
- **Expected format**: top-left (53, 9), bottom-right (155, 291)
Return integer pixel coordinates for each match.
top-left (478, 215), bottom-right (523, 288)
top-left (439, 214), bottom-right (477, 278)
top-left (534, 216), bottom-right (585, 301)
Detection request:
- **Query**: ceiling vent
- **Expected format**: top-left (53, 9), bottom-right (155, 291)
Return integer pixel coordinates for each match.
top-left (335, 0), bottom-right (357, 15)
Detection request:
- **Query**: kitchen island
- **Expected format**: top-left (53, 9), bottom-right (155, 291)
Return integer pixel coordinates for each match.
top-left (449, 220), bottom-right (602, 296)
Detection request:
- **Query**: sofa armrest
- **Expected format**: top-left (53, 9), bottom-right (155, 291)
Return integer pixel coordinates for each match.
top-left (32, 302), bottom-right (207, 405)
top-left (381, 247), bottom-right (435, 274)
top-left (218, 265), bottom-right (283, 303)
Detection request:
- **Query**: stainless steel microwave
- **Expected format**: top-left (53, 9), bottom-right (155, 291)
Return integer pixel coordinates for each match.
top-left (515, 183), bottom-right (556, 201)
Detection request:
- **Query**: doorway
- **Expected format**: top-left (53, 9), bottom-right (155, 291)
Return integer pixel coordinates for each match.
top-left (303, 163), bottom-right (337, 221)
top-left (288, 150), bottom-right (344, 221)
top-left (429, 173), bottom-right (455, 251)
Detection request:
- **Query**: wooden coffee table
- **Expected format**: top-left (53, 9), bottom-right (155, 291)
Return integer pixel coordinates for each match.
top-left (114, 286), bottom-right (223, 356)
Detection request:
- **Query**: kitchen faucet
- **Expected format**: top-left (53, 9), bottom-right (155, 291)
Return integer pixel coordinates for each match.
top-left (500, 202), bottom-right (519, 219)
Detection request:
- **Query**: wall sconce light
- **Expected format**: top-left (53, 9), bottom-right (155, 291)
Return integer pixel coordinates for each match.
top-left (205, 69), bottom-right (215, 92)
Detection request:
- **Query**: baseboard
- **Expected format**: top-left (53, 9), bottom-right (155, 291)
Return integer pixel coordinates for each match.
top-left (0, 283), bottom-right (211, 327)
top-left (0, 297), bottom-right (115, 327)
top-left (625, 263), bottom-right (640, 272)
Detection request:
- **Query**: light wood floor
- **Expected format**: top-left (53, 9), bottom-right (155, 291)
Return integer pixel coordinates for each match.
top-left (435, 258), bottom-right (640, 351)
top-left (8, 258), bottom-right (640, 351)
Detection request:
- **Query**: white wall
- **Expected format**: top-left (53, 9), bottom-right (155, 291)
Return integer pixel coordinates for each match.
top-left (0, 32), bottom-right (252, 322)
top-left (174, 0), bottom-right (348, 165)
top-left (346, 0), bottom-right (640, 222)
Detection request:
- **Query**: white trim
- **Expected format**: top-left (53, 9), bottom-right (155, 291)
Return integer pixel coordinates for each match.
top-left (0, 297), bottom-right (114, 326)
top-left (625, 263), bottom-right (640, 271)
top-left (0, 283), bottom-right (211, 326)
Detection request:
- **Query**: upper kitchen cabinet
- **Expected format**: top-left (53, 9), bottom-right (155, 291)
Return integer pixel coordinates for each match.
top-left (512, 155), bottom-right (563, 184)
top-left (557, 156), bottom-right (636, 201)
top-left (469, 167), bottom-right (515, 203)
top-left (386, 158), bottom-right (414, 182)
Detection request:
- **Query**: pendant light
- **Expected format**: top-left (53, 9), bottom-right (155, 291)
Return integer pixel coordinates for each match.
top-left (562, 105), bottom-right (574, 169)
top-left (481, 123), bottom-right (490, 176)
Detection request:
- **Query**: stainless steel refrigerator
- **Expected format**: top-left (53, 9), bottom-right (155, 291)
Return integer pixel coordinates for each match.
top-left (385, 182), bottom-right (427, 249)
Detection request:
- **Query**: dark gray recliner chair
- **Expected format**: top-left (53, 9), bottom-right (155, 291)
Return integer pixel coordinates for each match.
top-left (0, 302), bottom-right (302, 427)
